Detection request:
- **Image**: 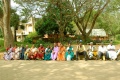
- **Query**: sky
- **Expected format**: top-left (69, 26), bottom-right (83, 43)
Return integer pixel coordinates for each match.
top-left (11, 0), bottom-right (19, 8)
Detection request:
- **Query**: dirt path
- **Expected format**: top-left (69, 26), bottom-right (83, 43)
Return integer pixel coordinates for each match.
top-left (0, 60), bottom-right (120, 80)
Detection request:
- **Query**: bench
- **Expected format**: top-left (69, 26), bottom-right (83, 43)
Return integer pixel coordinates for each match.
top-left (0, 53), bottom-right (4, 60)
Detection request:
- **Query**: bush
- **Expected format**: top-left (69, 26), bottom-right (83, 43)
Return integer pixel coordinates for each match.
top-left (27, 32), bottom-right (38, 38)
top-left (24, 32), bottom-right (39, 43)
top-left (116, 34), bottom-right (120, 40)
top-left (24, 37), bottom-right (33, 43)
top-left (35, 39), bottom-right (51, 48)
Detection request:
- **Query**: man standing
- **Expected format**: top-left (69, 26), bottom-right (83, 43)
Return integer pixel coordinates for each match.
top-left (76, 40), bottom-right (87, 61)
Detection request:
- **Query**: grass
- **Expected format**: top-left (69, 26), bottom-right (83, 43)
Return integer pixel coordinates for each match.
top-left (0, 39), bottom-right (5, 52)
top-left (0, 38), bottom-right (120, 52)
top-left (0, 38), bottom-right (34, 52)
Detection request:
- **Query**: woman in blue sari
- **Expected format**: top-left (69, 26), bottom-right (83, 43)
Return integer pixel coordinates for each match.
top-left (65, 43), bottom-right (74, 61)
top-left (44, 45), bottom-right (52, 60)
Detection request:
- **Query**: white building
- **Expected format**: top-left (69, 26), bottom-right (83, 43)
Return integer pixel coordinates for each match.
top-left (16, 17), bottom-right (35, 42)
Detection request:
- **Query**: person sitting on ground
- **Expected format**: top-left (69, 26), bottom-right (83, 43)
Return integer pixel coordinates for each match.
top-left (87, 42), bottom-right (97, 59)
top-left (76, 40), bottom-right (87, 61)
top-left (44, 45), bottom-right (52, 60)
top-left (98, 42), bottom-right (109, 60)
top-left (107, 41), bottom-right (117, 60)
top-left (51, 43), bottom-right (59, 60)
top-left (57, 42), bottom-right (65, 61)
top-left (65, 43), bottom-right (74, 61)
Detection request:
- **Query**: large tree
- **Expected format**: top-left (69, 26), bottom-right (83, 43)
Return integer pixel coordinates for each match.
top-left (35, 15), bottom-right (59, 36)
top-left (46, 0), bottom-right (73, 41)
top-left (97, 0), bottom-right (120, 39)
top-left (71, 0), bottom-right (110, 41)
top-left (10, 9), bottom-right (20, 41)
top-left (0, 0), bottom-right (14, 48)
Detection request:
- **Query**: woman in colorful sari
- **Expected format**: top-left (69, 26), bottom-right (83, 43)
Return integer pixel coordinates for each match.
top-left (4, 45), bottom-right (13, 60)
top-left (51, 43), bottom-right (59, 60)
top-left (57, 43), bottom-right (65, 61)
top-left (24, 45), bottom-right (30, 60)
top-left (36, 44), bottom-right (45, 60)
top-left (14, 45), bottom-right (20, 60)
top-left (44, 45), bottom-right (52, 60)
top-left (28, 45), bottom-right (36, 60)
top-left (65, 43), bottom-right (74, 61)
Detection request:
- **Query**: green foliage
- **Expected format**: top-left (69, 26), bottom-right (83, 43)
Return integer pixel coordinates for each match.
top-left (35, 15), bottom-right (59, 36)
top-left (21, 19), bottom-right (27, 23)
top-left (116, 34), bottom-right (120, 40)
top-left (35, 39), bottom-right (51, 48)
top-left (19, 25), bottom-right (25, 30)
top-left (27, 32), bottom-right (38, 38)
top-left (10, 9), bottom-right (20, 29)
top-left (65, 23), bottom-right (75, 35)
top-left (24, 37), bottom-right (33, 43)
top-left (0, 38), bottom-right (5, 52)
top-left (24, 32), bottom-right (38, 43)
top-left (0, 29), bottom-right (3, 38)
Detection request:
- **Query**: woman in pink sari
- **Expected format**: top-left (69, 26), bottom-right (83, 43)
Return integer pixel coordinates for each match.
top-left (51, 43), bottom-right (59, 60)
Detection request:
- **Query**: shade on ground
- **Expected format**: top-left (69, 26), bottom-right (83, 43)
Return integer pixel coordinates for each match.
top-left (0, 60), bottom-right (120, 80)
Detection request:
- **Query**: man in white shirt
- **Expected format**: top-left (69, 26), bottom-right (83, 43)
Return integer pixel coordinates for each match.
top-left (107, 41), bottom-right (117, 60)
top-left (98, 42), bottom-right (109, 60)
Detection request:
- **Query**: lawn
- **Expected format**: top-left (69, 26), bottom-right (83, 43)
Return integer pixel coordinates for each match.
top-left (0, 38), bottom-right (33, 52)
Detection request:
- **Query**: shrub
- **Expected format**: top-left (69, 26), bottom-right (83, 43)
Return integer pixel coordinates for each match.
top-left (35, 39), bottom-right (51, 48)
top-left (24, 37), bottom-right (33, 43)
top-left (27, 32), bottom-right (38, 38)
top-left (116, 34), bottom-right (120, 40)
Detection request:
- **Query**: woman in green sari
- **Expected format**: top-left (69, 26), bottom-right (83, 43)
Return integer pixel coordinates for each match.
top-left (65, 43), bottom-right (74, 61)
top-left (44, 45), bottom-right (52, 60)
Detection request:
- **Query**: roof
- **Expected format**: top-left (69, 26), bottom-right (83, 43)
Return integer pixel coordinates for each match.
top-left (86, 29), bottom-right (107, 36)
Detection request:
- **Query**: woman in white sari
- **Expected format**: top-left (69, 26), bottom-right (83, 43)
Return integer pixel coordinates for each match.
top-left (4, 45), bottom-right (13, 60)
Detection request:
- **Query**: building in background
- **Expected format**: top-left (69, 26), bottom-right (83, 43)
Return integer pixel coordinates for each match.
top-left (16, 17), bottom-right (35, 42)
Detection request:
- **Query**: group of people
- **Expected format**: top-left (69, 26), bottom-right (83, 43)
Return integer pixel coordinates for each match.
top-left (3, 40), bottom-right (120, 61)
top-left (3, 42), bottom-right (74, 61)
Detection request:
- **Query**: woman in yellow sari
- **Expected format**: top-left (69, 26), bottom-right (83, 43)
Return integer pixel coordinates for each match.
top-left (57, 43), bottom-right (65, 61)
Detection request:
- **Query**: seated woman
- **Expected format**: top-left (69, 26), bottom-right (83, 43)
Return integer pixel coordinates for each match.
top-left (51, 43), bottom-right (59, 60)
top-left (13, 44), bottom-right (20, 60)
top-left (57, 43), bottom-right (65, 61)
top-left (65, 43), bottom-right (74, 61)
top-left (24, 45), bottom-right (30, 60)
top-left (4, 44), bottom-right (13, 60)
top-left (44, 45), bottom-right (52, 60)
top-left (36, 44), bottom-right (45, 60)
top-left (28, 45), bottom-right (36, 60)
top-left (107, 41), bottom-right (117, 60)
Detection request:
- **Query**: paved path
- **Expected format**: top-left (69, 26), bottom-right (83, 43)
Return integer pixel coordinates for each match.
top-left (0, 60), bottom-right (120, 80)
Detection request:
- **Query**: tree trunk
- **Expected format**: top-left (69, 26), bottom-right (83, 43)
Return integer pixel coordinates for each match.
top-left (2, 0), bottom-right (14, 48)
top-left (14, 27), bottom-right (17, 41)
top-left (59, 24), bottom-right (65, 42)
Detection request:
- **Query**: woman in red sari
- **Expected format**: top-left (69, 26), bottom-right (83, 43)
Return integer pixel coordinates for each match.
top-left (36, 44), bottom-right (45, 60)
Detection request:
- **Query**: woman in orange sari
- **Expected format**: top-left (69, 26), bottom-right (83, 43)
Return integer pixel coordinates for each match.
top-left (57, 43), bottom-right (65, 61)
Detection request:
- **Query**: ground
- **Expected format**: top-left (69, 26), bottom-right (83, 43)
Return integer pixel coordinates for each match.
top-left (0, 60), bottom-right (120, 80)
top-left (0, 44), bottom-right (120, 80)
